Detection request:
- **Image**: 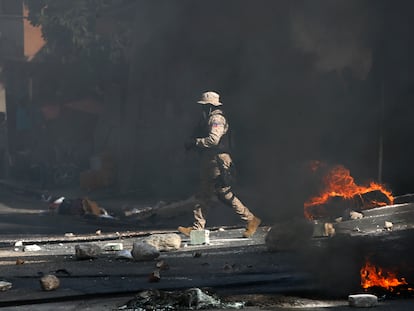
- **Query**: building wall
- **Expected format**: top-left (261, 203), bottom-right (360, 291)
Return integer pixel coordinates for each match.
top-left (23, 5), bottom-right (45, 61)
top-left (0, 82), bottom-right (5, 113)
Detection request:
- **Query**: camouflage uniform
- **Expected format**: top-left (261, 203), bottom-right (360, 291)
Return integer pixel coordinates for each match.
top-left (179, 91), bottom-right (260, 238)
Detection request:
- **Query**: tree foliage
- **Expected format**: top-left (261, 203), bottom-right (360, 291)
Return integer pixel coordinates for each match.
top-left (24, 0), bottom-right (133, 64)
top-left (24, 0), bottom-right (134, 100)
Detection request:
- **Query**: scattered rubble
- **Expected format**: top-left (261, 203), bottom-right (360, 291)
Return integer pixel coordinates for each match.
top-left (348, 294), bottom-right (378, 308)
top-left (334, 203), bottom-right (414, 236)
top-left (384, 221), bottom-right (393, 231)
top-left (75, 243), bottom-right (102, 260)
top-left (156, 260), bottom-right (169, 271)
top-left (190, 229), bottom-right (210, 245)
top-left (148, 270), bottom-right (161, 283)
top-left (0, 281), bottom-right (12, 291)
top-left (24, 244), bottom-right (42, 252)
top-left (143, 233), bottom-right (181, 251)
top-left (119, 288), bottom-right (244, 310)
top-left (104, 242), bottom-right (123, 251)
top-left (40, 275), bottom-right (60, 291)
top-left (14, 244), bottom-right (23, 252)
top-left (131, 242), bottom-right (160, 261)
top-left (350, 211), bottom-right (364, 220)
top-left (15, 258), bottom-right (24, 265)
top-left (116, 249), bottom-right (133, 260)
top-left (324, 222), bottom-right (336, 237)
top-left (146, 260), bottom-right (170, 283)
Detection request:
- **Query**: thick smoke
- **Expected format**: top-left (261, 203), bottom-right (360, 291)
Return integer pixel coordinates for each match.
top-left (115, 1), bottom-right (413, 226)
top-left (290, 0), bottom-right (381, 80)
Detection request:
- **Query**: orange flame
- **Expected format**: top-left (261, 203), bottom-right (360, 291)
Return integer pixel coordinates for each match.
top-left (304, 165), bottom-right (394, 219)
top-left (360, 260), bottom-right (408, 291)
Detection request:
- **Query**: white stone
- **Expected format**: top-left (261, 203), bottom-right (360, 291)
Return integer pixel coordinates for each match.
top-left (350, 211), bottom-right (364, 220)
top-left (190, 230), bottom-right (210, 245)
top-left (131, 242), bottom-right (160, 261)
top-left (384, 221), bottom-right (393, 230)
top-left (24, 244), bottom-right (42, 252)
top-left (348, 294), bottom-right (378, 307)
top-left (103, 243), bottom-right (123, 251)
top-left (0, 281), bottom-right (12, 291)
top-left (143, 233), bottom-right (181, 251)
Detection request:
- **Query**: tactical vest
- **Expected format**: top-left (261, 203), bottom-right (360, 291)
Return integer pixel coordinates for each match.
top-left (196, 110), bottom-right (231, 154)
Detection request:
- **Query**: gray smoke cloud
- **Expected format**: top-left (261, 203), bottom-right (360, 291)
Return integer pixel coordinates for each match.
top-left (290, 0), bottom-right (381, 80)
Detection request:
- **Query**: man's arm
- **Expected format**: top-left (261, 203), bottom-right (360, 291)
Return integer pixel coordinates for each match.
top-left (195, 114), bottom-right (228, 148)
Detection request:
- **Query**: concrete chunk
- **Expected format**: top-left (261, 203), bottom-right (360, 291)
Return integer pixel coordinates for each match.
top-left (190, 230), bottom-right (210, 245)
top-left (24, 244), bottom-right (42, 252)
top-left (116, 249), bottom-right (133, 260)
top-left (143, 233), bottom-right (181, 251)
top-left (103, 242), bottom-right (123, 251)
top-left (132, 242), bottom-right (160, 261)
top-left (40, 275), bottom-right (60, 291)
top-left (348, 294), bottom-right (378, 307)
top-left (75, 244), bottom-right (102, 260)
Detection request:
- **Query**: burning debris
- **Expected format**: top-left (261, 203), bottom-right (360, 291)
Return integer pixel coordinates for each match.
top-left (304, 163), bottom-right (394, 221)
top-left (360, 260), bottom-right (413, 294)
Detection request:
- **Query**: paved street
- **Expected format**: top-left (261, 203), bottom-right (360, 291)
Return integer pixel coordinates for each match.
top-left (1, 186), bottom-right (414, 310)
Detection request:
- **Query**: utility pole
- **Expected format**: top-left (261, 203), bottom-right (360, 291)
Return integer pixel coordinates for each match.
top-left (378, 75), bottom-right (385, 184)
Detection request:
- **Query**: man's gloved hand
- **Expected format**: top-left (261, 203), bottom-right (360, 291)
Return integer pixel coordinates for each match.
top-left (184, 138), bottom-right (197, 151)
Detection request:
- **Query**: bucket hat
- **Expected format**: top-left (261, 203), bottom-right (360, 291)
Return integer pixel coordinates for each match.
top-left (197, 91), bottom-right (222, 106)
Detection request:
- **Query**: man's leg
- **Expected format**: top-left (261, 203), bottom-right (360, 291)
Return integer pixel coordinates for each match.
top-left (178, 202), bottom-right (209, 237)
top-left (216, 186), bottom-right (261, 238)
top-left (216, 186), bottom-right (254, 221)
top-left (178, 157), bottom-right (214, 236)
top-left (214, 154), bottom-right (261, 238)
top-left (193, 204), bottom-right (206, 229)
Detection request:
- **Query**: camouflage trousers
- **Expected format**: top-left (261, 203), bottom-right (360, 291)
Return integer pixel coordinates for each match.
top-left (192, 153), bottom-right (254, 229)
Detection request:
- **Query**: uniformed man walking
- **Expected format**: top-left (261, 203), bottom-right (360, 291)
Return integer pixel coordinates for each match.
top-left (178, 91), bottom-right (261, 238)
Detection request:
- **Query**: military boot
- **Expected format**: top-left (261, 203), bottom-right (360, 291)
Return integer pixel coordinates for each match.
top-left (178, 226), bottom-right (193, 237)
top-left (242, 216), bottom-right (261, 238)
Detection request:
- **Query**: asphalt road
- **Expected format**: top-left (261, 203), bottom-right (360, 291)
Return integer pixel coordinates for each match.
top-left (1, 187), bottom-right (414, 310)
top-left (1, 293), bottom-right (414, 310)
